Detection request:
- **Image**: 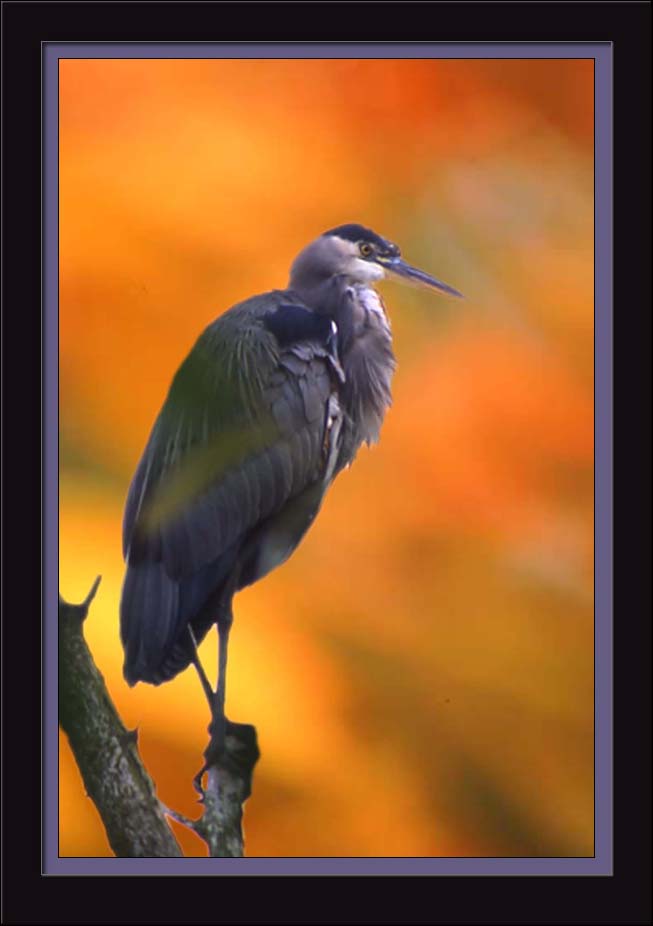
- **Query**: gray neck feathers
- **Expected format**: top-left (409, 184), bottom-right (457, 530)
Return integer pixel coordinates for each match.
top-left (339, 286), bottom-right (396, 449)
top-left (288, 246), bottom-right (396, 454)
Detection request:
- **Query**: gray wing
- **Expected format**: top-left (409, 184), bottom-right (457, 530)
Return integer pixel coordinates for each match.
top-left (120, 293), bottom-right (343, 685)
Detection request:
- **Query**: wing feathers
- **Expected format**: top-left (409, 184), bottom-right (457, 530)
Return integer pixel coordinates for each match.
top-left (120, 294), bottom-right (344, 684)
top-left (126, 352), bottom-right (337, 579)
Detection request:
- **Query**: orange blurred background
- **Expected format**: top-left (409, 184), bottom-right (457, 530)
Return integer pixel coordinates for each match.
top-left (59, 58), bottom-right (594, 857)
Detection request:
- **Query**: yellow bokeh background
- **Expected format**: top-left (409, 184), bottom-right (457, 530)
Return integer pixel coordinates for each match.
top-left (59, 58), bottom-right (594, 857)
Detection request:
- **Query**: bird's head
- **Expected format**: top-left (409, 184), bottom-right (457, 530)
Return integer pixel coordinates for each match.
top-left (289, 223), bottom-right (462, 298)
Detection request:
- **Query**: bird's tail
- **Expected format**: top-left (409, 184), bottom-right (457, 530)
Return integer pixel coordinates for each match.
top-left (120, 561), bottom-right (183, 686)
top-left (120, 552), bottom-right (238, 686)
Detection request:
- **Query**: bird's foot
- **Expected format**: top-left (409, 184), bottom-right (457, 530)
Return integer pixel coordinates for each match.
top-left (193, 718), bottom-right (260, 798)
top-left (192, 712), bottom-right (226, 796)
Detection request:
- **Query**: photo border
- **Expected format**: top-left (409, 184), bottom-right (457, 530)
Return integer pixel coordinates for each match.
top-left (44, 41), bottom-right (612, 877)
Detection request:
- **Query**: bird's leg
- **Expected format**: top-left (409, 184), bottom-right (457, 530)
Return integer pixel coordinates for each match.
top-left (188, 626), bottom-right (214, 710)
top-left (208, 604), bottom-right (233, 756)
top-left (193, 601), bottom-right (235, 795)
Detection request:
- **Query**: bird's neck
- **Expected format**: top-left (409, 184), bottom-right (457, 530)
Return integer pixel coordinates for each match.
top-left (336, 282), bottom-right (396, 449)
top-left (293, 275), bottom-right (382, 338)
top-left (290, 275), bottom-right (395, 452)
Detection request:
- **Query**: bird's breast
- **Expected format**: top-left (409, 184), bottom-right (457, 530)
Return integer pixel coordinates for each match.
top-left (355, 284), bottom-right (390, 325)
top-left (335, 285), bottom-right (396, 464)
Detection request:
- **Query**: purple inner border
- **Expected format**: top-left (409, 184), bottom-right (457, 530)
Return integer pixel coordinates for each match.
top-left (44, 42), bottom-right (613, 877)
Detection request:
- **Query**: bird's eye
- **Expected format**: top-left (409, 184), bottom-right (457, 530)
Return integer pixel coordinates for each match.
top-left (359, 242), bottom-right (373, 258)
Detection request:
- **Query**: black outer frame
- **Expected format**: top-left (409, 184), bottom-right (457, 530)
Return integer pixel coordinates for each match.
top-left (1, 2), bottom-right (651, 925)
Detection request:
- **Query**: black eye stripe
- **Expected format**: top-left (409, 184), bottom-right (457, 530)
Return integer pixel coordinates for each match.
top-left (322, 224), bottom-right (401, 258)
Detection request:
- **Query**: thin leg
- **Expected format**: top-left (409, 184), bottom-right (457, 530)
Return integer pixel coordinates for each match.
top-left (188, 626), bottom-right (214, 709)
top-left (215, 615), bottom-right (231, 717)
top-left (193, 585), bottom-right (239, 795)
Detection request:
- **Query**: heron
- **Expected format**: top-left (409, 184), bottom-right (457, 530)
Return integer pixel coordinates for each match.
top-left (119, 223), bottom-right (462, 776)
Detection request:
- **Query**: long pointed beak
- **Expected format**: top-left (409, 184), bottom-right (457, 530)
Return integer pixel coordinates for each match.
top-left (379, 256), bottom-right (463, 299)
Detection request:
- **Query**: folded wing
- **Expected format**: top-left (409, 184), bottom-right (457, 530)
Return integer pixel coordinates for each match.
top-left (120, 293), bottom-right (343, 685)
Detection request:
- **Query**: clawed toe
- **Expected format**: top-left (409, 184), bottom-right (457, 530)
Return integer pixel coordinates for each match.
top-left (192, 713), bottom-right (228, 795)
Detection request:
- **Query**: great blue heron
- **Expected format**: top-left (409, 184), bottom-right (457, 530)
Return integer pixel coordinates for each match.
top-left (120, 223), bottom-right (461, 775)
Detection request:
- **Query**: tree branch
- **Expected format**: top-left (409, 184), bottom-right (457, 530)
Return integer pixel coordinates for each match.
top-left (59, 577), bottom-right (260, 858)
top-left (195, 721), bottom-right (260, 857)
top-left (59, 578), bottom-right (183, 857)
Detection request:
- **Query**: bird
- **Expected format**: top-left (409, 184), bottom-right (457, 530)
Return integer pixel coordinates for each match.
top-left (119, 223), bottom-right (462, 775)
